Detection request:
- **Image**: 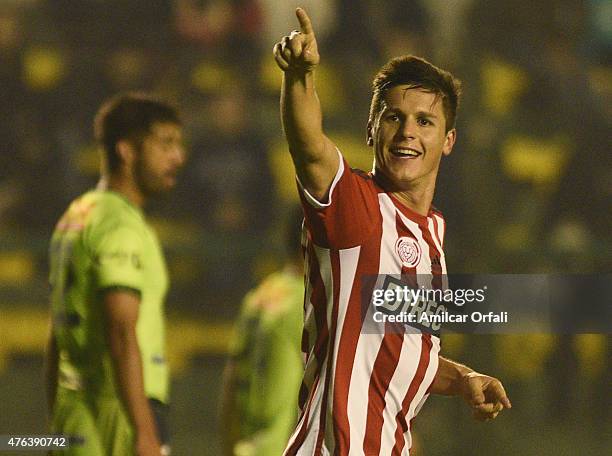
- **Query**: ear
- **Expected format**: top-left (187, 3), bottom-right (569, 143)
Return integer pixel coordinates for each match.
top-left (366, 121), bottom-right (374, 147)
top-left (442, 128), bottom-right (456, 156)
top-left (116, 140), bottom-right (136, 168)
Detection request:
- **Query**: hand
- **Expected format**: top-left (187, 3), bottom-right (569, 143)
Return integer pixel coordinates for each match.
top-left (460, 372), bottom-right (512, 421)
top-left (135, 432), bottom-right (162, 456)
top-left (273, 8), bottom-right (320, 73)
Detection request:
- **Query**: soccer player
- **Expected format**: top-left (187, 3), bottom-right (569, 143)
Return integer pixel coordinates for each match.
top-left (273, 8), bottom-right (512, 455)
top-left (221, 206), bottom-right (305, 456)
top-left (46, 93), bottom-right (185, 456)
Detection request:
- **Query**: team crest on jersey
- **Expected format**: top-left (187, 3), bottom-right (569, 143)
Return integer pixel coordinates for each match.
top-left (395, 236), bottom-right (421, 268)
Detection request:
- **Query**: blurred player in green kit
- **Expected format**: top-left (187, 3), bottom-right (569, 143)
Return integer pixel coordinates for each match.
top-left (46, 93), bottom-right (186, 456)
top-left (221, 206), bottom-right (306, 456)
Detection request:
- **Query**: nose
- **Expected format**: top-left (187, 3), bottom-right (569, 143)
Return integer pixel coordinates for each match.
top-left (398, 119), bottom-right (417, 140)
top-left (173, 144), bottom-right (186, 167)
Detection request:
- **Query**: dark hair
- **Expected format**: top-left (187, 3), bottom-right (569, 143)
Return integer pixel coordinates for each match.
top-left (369, 56), bottom-right (462, 132)
top-left (94, 92), bottom-right (180, 173)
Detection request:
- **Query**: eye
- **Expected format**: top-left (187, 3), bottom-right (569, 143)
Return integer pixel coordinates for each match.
top-left (417, 117), bottom-right (432, 126)
top-left (161, 137), bottom-right (179, 147)
top-left (385, 113), bottom-right (400, 122)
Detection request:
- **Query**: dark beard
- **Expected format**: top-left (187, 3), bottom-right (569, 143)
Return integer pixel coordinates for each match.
top-left (133, 155), bottom-right (166, 199)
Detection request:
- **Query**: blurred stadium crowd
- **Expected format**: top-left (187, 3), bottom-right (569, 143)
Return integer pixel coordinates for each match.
top-left (0, 0), bottom-right (610, 454)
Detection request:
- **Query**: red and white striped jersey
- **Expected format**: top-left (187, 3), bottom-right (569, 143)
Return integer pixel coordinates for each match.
top-left (285, 153), bottom-right (447, 456)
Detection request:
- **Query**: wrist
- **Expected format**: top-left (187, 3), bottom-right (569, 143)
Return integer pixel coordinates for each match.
top-left (284, 70), bottom-right (315, 89)
top-left (451, 365), bottom-right (475, 397)
top-left (456, 370), bottom-right (482, 399)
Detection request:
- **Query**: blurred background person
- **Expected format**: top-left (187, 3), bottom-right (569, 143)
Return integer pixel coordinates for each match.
top-left (220, 206), bottom-right (305, 456)
top-left (47, 93), bottom-right (185, 456)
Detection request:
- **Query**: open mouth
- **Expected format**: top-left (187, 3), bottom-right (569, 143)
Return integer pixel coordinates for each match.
top-left (390, 147), bottom-right (422, 158)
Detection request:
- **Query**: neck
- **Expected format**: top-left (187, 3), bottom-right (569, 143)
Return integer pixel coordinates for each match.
top-left (374, 170), bottom-right (436, 216)
top-left (100, 173), bottom-right (146, 208)
top-left (391, 187), bottom-right (434, 216)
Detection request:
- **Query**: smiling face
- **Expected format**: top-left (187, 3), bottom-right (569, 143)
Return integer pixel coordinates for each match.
top-left (134, 122), bottom-right (186, 196)
top-left (368, 85), bottom-right (456, 193)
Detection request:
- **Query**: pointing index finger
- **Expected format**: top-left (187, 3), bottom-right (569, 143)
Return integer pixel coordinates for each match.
top-left (296, 7), bottom-right (314, 35)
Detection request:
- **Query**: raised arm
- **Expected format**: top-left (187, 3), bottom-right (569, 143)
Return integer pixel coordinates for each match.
top-left (430, 356), bottom-right (512, 421)
top-left (104, 290), bottom-right (161, 456)
top-left (273, 8), bottom-right (339, 201)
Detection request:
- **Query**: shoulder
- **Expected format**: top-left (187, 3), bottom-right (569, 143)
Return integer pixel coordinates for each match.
top-left (244, 271), bottom-right (302, 318)
top-left (84, 193), bottom-right (146, 249)
top-left (430, 205), bottom-right (445, 219)
top-left (351, 167), bottom-right (374, 181)
top-left (92, 192), bottom-right (141, 224)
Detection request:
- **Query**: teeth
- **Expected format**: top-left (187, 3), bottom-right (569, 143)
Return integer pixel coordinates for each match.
top-left (394, 148), bottom-right (420, 157)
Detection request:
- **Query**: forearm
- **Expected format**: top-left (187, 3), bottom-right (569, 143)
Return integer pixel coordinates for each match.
top-left (429, 356), bottom-right (474, 396)
top-left (275, 8), bottom-right (339, 200)
top-left (281, 71), bottom-right (327, 164)
top-left (108, 327), bottom-right (158, 439)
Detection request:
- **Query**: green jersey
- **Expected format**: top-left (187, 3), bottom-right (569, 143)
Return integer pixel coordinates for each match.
top-left (49, 190), bottom-right (169, 403)
top-left (227, 268), bottom-right (304, 456)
